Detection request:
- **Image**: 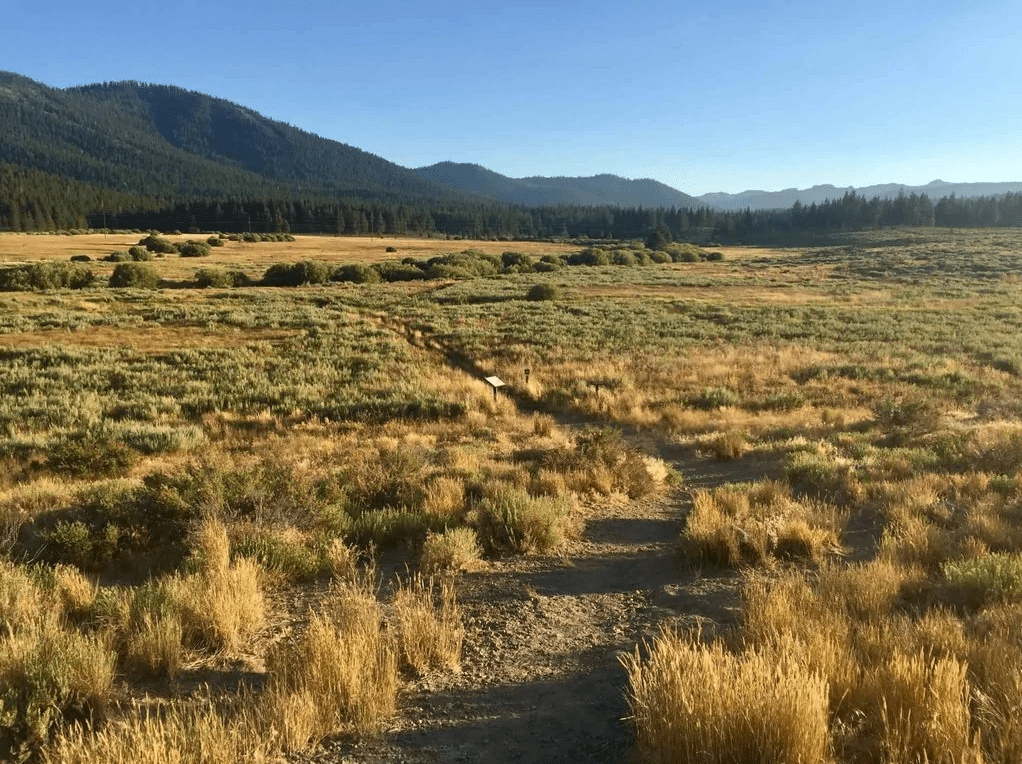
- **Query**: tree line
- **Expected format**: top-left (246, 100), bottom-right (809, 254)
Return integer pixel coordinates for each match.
top-left (1, 163), bottom-right (1020, 240)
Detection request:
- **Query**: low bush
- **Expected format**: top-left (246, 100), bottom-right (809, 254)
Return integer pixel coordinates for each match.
top-left (69, 255), bottom-right (91, 263)
top-left (137, 235), bottom-right (178, 254)
top-left (687, 386), bottom-right (740, 410)
top-left (0, 619), bottom-right (116, 760)
top-left (0, 262), bottom-right (94, 291)
top-left (45, 432), bottom-right (137, 479)
top-left (127, 246), bottom-right (151, 261)
top-left (109, 263), bottom-right (160, 289)
top-left (104, 251), bottom-right (130, 262)
top-left (332, 263), bottom-right (382, 284)
top-left (194, 268), bottom-right (251, 289)
top-left (178, 240), bottom-right (212, 258)
top-left (420, 527), bottom-right (482, 573)
top-left (526, 283), bottom-right (561, 301)
top-left (470, 486), bottom-right (571, 554)
top-left (374, 262), bottom-right (427, 282)
top-left (942, 553), bottom-right (1022, 607)
top-left (262, 261), bottom-right (333, 286)
top-left (206, 236), bottom-right (225, 247)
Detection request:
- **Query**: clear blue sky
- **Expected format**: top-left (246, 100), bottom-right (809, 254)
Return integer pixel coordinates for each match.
top-left (5, 0), bottom-right (1021, 195)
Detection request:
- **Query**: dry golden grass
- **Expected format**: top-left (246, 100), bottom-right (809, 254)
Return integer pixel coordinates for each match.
top-left (681, 481), bottom-right (843, 568)
top-left (393, 574), bottom-right (464, 674)
top-left (264, 582), bottom-right (398, 747)
top-left (0, 232), bottom-right (578, 281)
top-left (623, 629), bottom-right (831, 764)
top-left (43, 701), bottom-right (269, 764)
top-left (866, 650), bottom-right (978, 764)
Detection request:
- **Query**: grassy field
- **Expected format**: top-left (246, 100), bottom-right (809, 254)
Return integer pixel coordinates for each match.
top-left (3, 228), bottom-right (1022, 761)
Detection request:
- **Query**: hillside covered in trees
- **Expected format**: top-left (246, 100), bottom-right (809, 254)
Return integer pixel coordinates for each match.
top-left (1, 71), bottom-right (1020, 239)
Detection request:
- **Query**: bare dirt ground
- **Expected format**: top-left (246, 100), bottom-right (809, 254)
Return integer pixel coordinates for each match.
top-left (298, 447), bottom-right (783, 764)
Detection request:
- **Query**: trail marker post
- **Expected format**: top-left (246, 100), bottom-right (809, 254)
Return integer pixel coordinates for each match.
top-left (484, 376), bottom-right (506, 402)
top-left (524, 368), bottom-right (531, 384)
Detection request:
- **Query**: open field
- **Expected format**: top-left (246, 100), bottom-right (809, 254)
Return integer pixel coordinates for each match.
top-left (0, 233), bottom-right (581, 282)
top-left (4, 228), bottom-right (1022, 762)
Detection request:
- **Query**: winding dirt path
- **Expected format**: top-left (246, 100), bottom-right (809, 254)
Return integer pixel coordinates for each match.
top-left (308, 444), bottom-right (782, 764)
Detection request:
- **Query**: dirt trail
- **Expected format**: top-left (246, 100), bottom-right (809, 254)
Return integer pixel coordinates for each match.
top-left (294, 314), bottom-right (789, 762)
top-left (309, 443), bottom-right (782, 764)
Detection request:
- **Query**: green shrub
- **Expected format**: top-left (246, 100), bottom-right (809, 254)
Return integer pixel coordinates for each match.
top-left (127, 246), bottom-right (151, 261)
top-left (45, 432), bottom-right (137, 478)
top-left (872, 396), bottom-right (942, 438)
top-left (612, 249), bottom-right (638, 266)
top-left (526, 284), bottom-right (561, 301)
top-left (705, 250), bottom-right (725, 261)
top-left (470, 486), bottom-right (571, 554)
top-left (262, 261), bottom-right (333, 286)
top-left (193, 268), bottom-right (250, 288)
top-left (233, 530), bottom-right (324, 581)
top-left (0, 620), bottom-right (115, 760)
top-left (374, 262), bottom-right (427, 282)
top-left (69, 255), bottom-right (91, 263)
top-left (687, 387), bottom-right (740, 410)
top-left (137, 235), bottom-right (178, 254)
top-left (667, 243), bottom-right (706, 262)
top-left (501, 251), bottom-right (534, 272)
top-left (178, 241), bottom-right (211, 258)
top-left (943, 553), bottom-right (1022, 607)
top-left (0, 263), bottom-right (94, 291)
top-left (104, 251), bottom-right (130, 262)
top-left (567, 247), bottom-right (611, 266)
top-left (332, 263), bottom-right (382, 284)
top-left (109, 263), bottom-right (160, 289)
top-left (206, 236), bottom-right (225, 247)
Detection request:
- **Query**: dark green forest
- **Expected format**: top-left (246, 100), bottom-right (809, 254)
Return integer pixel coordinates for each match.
top-left (1, 71), bottom-right (1020, 240)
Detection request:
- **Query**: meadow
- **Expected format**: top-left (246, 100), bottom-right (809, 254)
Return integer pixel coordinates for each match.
top-left (3, 228), bottom-right (1022, 762)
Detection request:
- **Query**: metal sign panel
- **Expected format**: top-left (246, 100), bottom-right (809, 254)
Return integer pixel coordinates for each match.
top-left (484, 376), bottom-right (506, 388)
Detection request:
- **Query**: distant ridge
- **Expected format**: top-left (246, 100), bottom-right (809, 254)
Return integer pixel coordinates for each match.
top-left (699, 180), bottom-right (1022, 211)
top-left (0, 71), bottom-right (471, 203)
top-left (414, 162), bottom-right (706, 209)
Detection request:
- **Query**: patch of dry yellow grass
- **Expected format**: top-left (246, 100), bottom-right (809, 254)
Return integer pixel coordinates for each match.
top-left (624, 629), bottom-right (831, 764)
top-left (393, 574), bottom-right (465, 673)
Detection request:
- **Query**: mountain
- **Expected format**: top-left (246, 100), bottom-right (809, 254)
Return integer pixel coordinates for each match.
top-left (699, 180), bottom-right (1022, 211)
top-left (415, 162), bottom-right (705, 209)
top-left (0, 72), bottom-right (469, 203)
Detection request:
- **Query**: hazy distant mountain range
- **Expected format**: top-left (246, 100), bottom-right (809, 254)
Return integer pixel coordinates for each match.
top-left (697, 181), bottom-right (1022, 211)
top-left (414, 162), bottom-right (706, 209)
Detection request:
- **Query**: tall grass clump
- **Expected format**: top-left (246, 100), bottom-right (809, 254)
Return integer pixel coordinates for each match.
top-left (680, 481), bottom-right (842, 568)
top-left (623, 630), bottom-right (830, 764)
top-left (172, 520), bottom-right (264, 654)
top-left (263, 583), bottom-right (398, 749)
top-left (43, 701), bottom-right (264, 764)
top-left (393, 575), bottom-right (464, 674)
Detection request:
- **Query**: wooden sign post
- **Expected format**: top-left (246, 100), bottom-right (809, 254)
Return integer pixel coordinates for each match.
top-left (484, 376), bottom-right (506, 402)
